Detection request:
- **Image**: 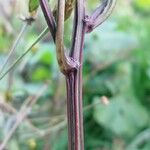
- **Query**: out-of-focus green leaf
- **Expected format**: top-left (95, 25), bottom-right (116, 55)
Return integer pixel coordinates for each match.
top-left (141, 141), bottom-right (150, 150)
top-left (8, 140), bottom-right (20, 150)
top-left (133, 0), bottom-right (150, 16)
top-left (93, 96), bottom-right (149, 138)
top-left (134, 0), bottom-right (150, 10)
top-left (85, 61), bottom-right (133, 96)
top-left (31, 66), bottom-right (50, 81)
top-left (92, 62), bottom-right (149, 138)
top-left (85, 21), bottom-right (138, 66)
top-left (84, 72), bottom-right (112, 96)
top-left (30, 44), bottom-right (55, 65)
top-left (52, 130), bottom-right (68, 150)
top-left (21, 43), bottom-right (57, 82)
top-left (126, 129), bottom-right (150, 150)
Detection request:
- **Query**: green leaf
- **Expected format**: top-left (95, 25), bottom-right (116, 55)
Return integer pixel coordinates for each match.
top-left (85, 21), bottom-right (138, 66)
top-left (31, 66), bottom-right (50, 81)
top-left (93, 96), bottom-right (149, 138)
top-left (29, 0), bottom-right (39, 13)
top-left (30, 44), bottom-right (55, 65)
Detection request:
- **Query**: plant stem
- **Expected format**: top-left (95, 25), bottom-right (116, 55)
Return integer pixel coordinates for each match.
top-left (0, 82), bottom-right (49, 150)
top-left (65, 0), bottom-right (86, 148)
top-left (66, 71), bottom-right (81, 150)
top-left (66, 55), bottom-right (85, 150)
top-left (39, 1), bottom-right (116, 149)
top-left (65, 18), bottom-right (85, 150)
top-left (0, 22), bottom-right (28, 76)
top-left (0, 27), bottom-right (49, 80)
top-left (40, 0), bottom-right (56, 40)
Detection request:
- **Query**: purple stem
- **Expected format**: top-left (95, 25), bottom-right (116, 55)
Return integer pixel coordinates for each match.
top-left (40, 0), bottom-right (115, 149)
top-left (66, 0), bottom-right (86, 149)
top-left (84, 0), bottom-right (116, 33)
top-left (40, 0), bottom-right (56, 40)
top-left (40, 0), bottom-right (86, 149)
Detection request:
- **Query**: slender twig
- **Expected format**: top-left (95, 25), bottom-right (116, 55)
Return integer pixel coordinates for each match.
top-left (0, 27), bottom-right (49, 81)
top-left (84, 0), bottom-right (116, 33)
top-left (0, 23), bottom-right (28, 76)
top-left (21, 120), bottom-right (66, 139)
top-left (40, 0), bottom-right (56, 40)
top-left (0, 100), bottom-right (16, 114)
top-left (92, 0), bottom-right (116, 29)
top-left (70, 0), bottom-right (85, 60)
top-left (20, 96), bottom-right (107, 139)
top-left (0, 83), bottom-right (49, 150)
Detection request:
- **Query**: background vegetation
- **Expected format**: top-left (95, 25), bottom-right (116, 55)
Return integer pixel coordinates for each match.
top-left (0, 0), bottom-right (150, 149)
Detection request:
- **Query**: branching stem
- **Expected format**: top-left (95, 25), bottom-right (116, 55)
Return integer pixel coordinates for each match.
top-left (55, 0), bottom-right (79, 74)
top-left (40, 0), bottom-right (116, 149)
top-left (84, 0), bottom-right (116, 33)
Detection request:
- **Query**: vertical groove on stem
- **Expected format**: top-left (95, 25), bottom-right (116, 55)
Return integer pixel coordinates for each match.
top-left (39, 0), bottom-right (116, 149)
top-left (78, 26), bottom-right (86, 150)
top-left (66, 70), bottom-right (82, 150)
top-left (66, 22), bottom-right (86, 150)
top-left (66, 0), bottom-right (86, 149)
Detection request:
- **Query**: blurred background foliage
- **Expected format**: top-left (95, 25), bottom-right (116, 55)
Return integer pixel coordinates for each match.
top-left (0, 0), bottom-right (150, 150)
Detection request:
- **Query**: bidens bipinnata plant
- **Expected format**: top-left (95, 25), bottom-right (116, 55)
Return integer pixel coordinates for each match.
top-left (0, 0), bottom-right (116, 149)
top-left (39, 0), bottom-right (116, 149)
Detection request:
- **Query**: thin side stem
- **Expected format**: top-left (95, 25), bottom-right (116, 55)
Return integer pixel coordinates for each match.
top-left (84, 0), bottom-right (116, 33)
top-left (0, 27), bottom-right (49, 80)
top-left (70, 0), bottom-right (85, 60)
top-left (92, 0), bottom-right (116, 29)
top-left (40, 0), bottom-right (56, 40)
top-left (0, 22), bottom-right (28, 76)
top-left (0, 83), bottom-right (48, 150)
